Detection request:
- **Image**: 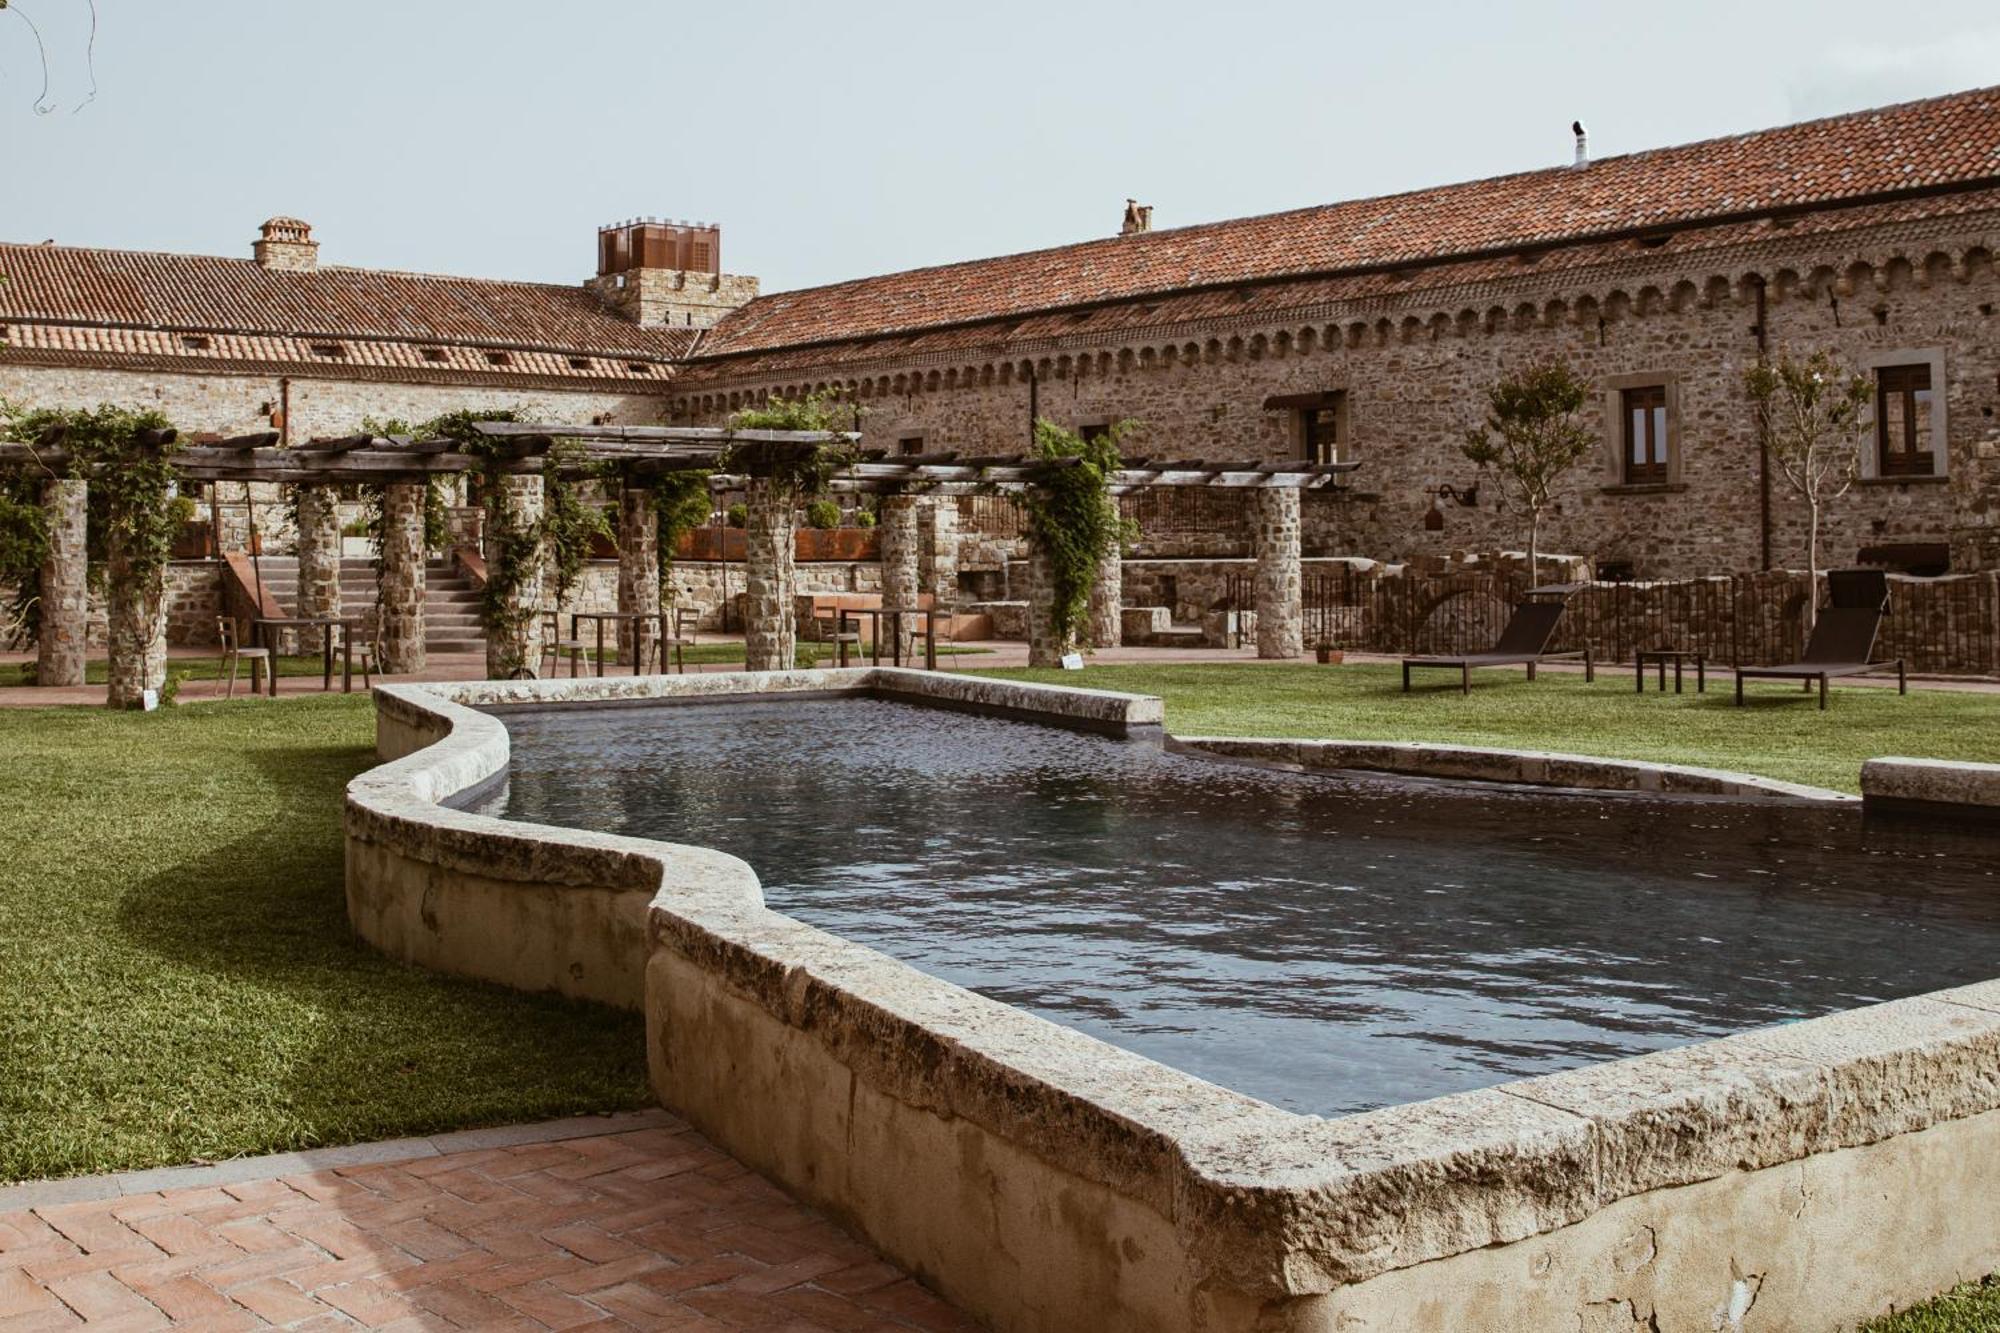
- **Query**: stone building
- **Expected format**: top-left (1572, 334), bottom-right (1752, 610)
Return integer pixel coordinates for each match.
top-left (5, 86), bottom-right (1999, 588)
top-left (669, 87), bottom-right (2000, 578)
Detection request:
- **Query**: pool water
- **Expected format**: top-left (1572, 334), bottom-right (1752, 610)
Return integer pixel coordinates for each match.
top-left (470, 697), bottom-right (2000, 1116)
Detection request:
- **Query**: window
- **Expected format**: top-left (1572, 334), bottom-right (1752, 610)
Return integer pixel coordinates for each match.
top-left (181, 334), bottom-right (211, 351)
top-left (627, 363), bottom-right (652, 375)
top-left (1876, 364), bottom-right (1935, 477)
top-left (568, 357), bottom-right (593, 371)
top-left (1301, 405), bottom-right (1339, 465)
top-left (1622, 385), bottom-right (1668, 483)
top-left (485, 351), bottom-right (512, 367)
top-left (1079, 422), bottom-right (1113, 445)
top-left (309, 341), bottom-right (346, 359)
top-left (898, 435), bottom-right (925, 456)
top-left (420, 347), bottom-right (448, 362)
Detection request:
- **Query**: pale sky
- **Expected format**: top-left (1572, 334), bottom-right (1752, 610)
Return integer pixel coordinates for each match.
top-left (2, 0), bottom-right (1997, 295)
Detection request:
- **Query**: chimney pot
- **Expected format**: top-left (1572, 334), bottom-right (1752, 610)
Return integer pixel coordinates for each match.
top-left (1571, 120), bottom-right (1590, 169)
top-left (252, 216), bottom-right (319, 271)
top-left (1120, 199), bottom-right (1154, 236)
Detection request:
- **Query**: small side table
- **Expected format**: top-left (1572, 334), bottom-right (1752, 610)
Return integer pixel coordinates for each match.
top-left (1635, 648), bottom-right (1705, 694)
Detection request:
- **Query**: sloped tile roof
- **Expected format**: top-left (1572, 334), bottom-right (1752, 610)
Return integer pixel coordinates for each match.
top-left (0, 245), bottom-right (699, 363)
top-left (674, 183), bottom-right (2000, 385)
top-left (697, 84), bottom-right (2000, 360)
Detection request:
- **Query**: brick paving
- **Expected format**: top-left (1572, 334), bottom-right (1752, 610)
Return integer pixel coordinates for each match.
top-left (0, 1114), bottom-right (978, 1331)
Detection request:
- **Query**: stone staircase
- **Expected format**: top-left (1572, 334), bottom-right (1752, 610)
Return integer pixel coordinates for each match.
top-left (244, 557), bottom-right (485, 655)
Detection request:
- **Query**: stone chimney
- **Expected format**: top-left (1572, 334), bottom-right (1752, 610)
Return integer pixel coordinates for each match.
top-left (253, 217), bottom-right (319, 271)
top-left (1120, 199), bottom-right (1154, 236)
top-left (588, 218), bottom-right (759, 328)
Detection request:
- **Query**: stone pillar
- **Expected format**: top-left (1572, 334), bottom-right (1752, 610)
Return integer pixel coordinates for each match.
top-left (483, 475), bottom-right (545, 679)
top-left (1024, 532), bottom-right (1072, 668)
top-left (617, 483), bottom-right (659, 668)
top-left (742, 478), bottom-right (796, 672)
top-left (918, 496), bottom-right (959, 606)
top-left (104, 526), bottom-right (166, 709)
top-left (880, 495), bottom-right (920, 610)
top-left (379, 482), bottom-right (428, 675)
top-left (1088, 550), bottom-right (1123, 649)
top-left (294, 485), bottom-right (342, 622)
top-left (36, 477), bottom-right (88, 687)
top-left (1253, 486), bottom-right (1304, 660)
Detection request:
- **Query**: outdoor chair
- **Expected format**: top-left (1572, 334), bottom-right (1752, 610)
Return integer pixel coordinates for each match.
top-left (216, 615), bottom-right (270, 699)
top-left (637, 608), bottom-right (696, 676)
top-left (538, 611), bottom-right (591, 679)
top-left (1401, 594), bottom-right (1593, 694)
top-left (1733, 569), bottom-right (1906, 710)
top-left (811, 609), bottom-right (864, 668)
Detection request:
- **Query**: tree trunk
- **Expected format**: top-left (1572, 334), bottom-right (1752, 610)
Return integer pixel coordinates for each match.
top-left (1526, 512), bottom-right (1541, 591)
top-left (1805, 499), bottom-right (1821, 634)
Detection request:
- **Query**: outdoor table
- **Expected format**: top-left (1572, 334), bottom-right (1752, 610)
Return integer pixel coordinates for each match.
top-left (850, 606), bottom-right (943, 670)
top-left (1635, 647), bottom-right (1705, 694)
top-left (252, 616), bottom-right (364, 697)
top-left (565, 610), bottom-right (689, 676)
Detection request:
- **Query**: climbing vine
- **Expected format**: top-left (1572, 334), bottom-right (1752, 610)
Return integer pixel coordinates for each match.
top-left (11, 403), bottom-right (187, 583)
top-left (650, 468), bottom-right (713, 603)
top-left (1018, 418), bottom-right (1139, 652)
top-left (0, 398), bottom-right (50, 648)
top-left (538, 434), bottom-right (612, 608)
top-left (717, 390), bottom-right (858, 498)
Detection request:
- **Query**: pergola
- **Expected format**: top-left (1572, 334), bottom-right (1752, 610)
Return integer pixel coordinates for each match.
top-left (3, 421), bottom-right (1357, 703)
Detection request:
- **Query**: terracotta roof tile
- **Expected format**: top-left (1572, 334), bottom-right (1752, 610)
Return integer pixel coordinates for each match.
top-left (697, 85), bottom-right (2000, 360)
top-left (0, 245), bottom-right (697, 363)
top-left (675, 184), bottom-right (2000, 386)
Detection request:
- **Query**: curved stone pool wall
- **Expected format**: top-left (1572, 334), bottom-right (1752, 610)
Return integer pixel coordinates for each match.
top-left (345, 668), bottom-right (2000, 1332)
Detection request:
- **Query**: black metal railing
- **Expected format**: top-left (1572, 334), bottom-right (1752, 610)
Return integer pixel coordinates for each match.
top-left (1303, 568), bottom-right (1999, 673)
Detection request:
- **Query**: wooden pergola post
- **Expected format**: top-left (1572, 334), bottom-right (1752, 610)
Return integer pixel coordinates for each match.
top-left (1253, 486), bottom-right (1304, 659)
top-left (36, 476), bottom-right (88, 687)
top-left (742, 477), bottom-right (796, 672)
top-left (616, 481), bottom-right (659, 669)
top-left (483, 475), bottom-right (544, 679)
top-left (294, 484), bottom-right (343, 623)
top-left (379, 482), bottom-right (428, 674)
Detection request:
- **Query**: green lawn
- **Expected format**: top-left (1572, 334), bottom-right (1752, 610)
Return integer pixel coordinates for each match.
top-left (0, 696), bottom-right (649, 1184)
top-left (1864, 1278), bottom-right (2000, 1331)
top-left (0, 655), bottom-right (335, 687)
top-left (974, 662), bottom-right (1999, 794)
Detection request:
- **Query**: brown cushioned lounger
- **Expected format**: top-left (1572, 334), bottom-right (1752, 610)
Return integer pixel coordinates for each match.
top-left (1402, 600), bottom-right (1594, 695)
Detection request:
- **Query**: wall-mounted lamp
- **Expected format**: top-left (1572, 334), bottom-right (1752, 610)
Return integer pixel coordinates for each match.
top-left (1422, 483), bottom-right (1480, 531)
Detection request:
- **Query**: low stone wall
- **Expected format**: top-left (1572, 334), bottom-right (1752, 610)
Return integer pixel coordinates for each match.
top-left (1177, 736), bottom-right (1853, 802)
top-left (346, 678), bottom-right (2000, 1333)
top-left (1862, 756), bottom-right (2000, 816)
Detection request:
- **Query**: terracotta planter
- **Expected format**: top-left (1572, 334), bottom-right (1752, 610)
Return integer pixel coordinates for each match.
top-left (1315, 645), bottom-right (1344, 665)
top-left (675, 527), bottom-right (880, 562)
top-left (796, 528), bottom-right (880, 562)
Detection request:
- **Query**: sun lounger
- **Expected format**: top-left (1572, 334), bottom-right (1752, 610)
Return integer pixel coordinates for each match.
top-left (1402, 598), bottom-right (1593, 694)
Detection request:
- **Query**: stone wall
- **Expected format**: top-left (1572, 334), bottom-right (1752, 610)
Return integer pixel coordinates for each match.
top-left (672, 215), bottom-right (2000, 578)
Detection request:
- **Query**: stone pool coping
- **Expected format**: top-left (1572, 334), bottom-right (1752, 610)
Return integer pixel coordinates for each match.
top-left (345, 668), bottom-right (2000, 1328)
top-left (1172, 735), bottom-right (1854, 802)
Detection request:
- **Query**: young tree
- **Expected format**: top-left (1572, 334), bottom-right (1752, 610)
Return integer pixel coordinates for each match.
top-left (1744, 348), bottom-right (1873, 625)
top-left (1461, 360), bottom-right (1595, 584)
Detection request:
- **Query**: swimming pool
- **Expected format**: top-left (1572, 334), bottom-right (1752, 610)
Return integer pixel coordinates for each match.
top-left (470, 695), bottom-right (2000, 1115)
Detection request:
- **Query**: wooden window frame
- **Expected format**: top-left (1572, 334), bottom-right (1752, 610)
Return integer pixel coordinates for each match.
top-left (897, 434), bottom-right (926, 457)
top-left (1622, 385), bottom-right (1669, 484)
top-left (1875, 363), bottom-right (1936, 478)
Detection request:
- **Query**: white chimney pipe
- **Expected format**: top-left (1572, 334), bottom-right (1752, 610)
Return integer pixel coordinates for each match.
top-left (1572, 120), bottom-right (1589, 168)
